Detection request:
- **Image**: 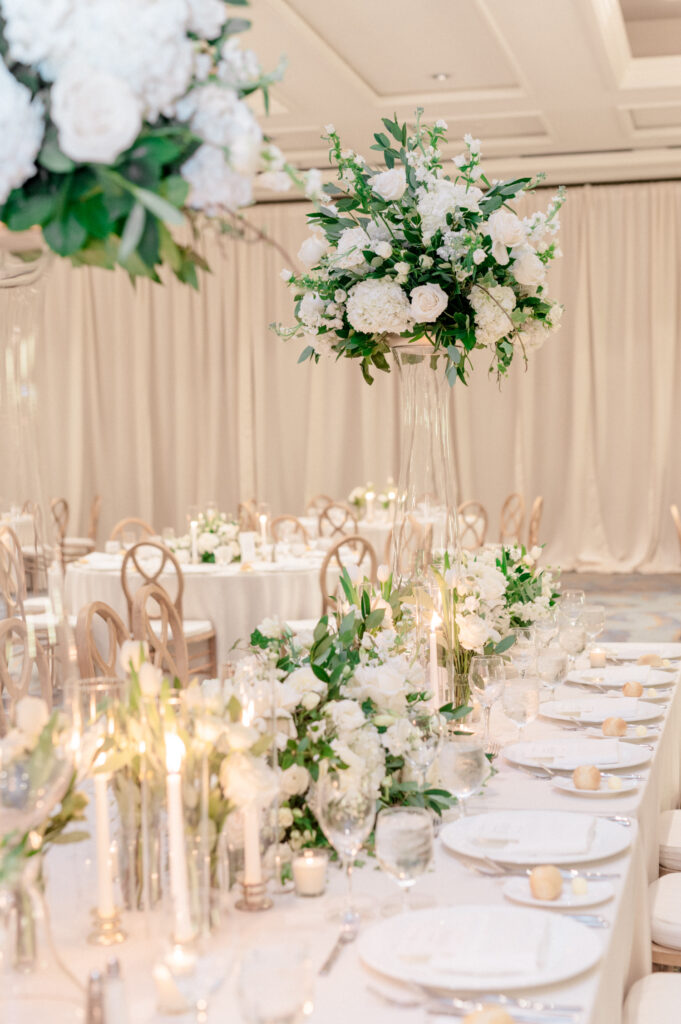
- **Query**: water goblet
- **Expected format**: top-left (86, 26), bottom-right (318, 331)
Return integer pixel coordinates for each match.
top-left (559, 589), bottom-right (585, 624)
top-left (375, 807), bottom-right (433, 914)
top-left (536, 646), bottom-right (568, 695)
top-left (509, 628), bottom-right (536, 678)
top-left (163, 940), bottom-right (232, 1023)
top-left (533, 614), bottom-right (558, 649)
top-left (237, 942), bottom-right (314, 1024)
top-left (581, 604), bottom-right (606, 653)
top-left (403, 706), bottom-right (443, 788)
top-left (558, 620), bottom-right (587, 671)
top-left (468, 655), bottom-right (505, 752)
top-left (438, 733), bottom-right (488, 816)
top-left (502, 675), bottom-right (540, 740)
top-left (316, 767), bottom-right (376, 937)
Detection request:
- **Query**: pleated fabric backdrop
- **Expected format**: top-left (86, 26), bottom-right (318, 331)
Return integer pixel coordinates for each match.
top-left (34, 180), bottom-right (681, 572)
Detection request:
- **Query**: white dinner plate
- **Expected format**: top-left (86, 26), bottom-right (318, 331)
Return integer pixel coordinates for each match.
top-left (602, 643), bottom-right (681, 662)
top-left (503, 739), bottom-right (650, 772)
top-left (441, 810), bottom-right (631, 865)
top-left (585, 725), bottom-right (659, 743)
top-left (540, 697), bottom-right (662, 725)
top-left (551, 776), bottom-right (638, 798)
top-left (358, 905), bottom-right (602, 992)
top-left (568, 667), bottom-right (674, 688)
top-left (502, 876), bottom-right (614, 910)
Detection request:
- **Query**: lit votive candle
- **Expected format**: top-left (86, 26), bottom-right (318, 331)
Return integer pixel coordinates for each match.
top-left (292, 849), bottom-right (328, 897)
top-left (590, 648), bottom-right (607, 668)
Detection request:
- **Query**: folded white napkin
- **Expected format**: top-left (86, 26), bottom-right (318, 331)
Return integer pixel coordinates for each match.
top-left (550, 698), bottom-right (641, 721)
top-left (525, 739), bottom-right (620, 768)
top-left (399, 914), bottom-right (548, 976)
top-left (470, 813), bottom-right (596, 858)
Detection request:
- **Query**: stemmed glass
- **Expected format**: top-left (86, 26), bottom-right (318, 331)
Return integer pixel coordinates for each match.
top-left (438, 734), bottom-right (488, 816)
top-left (509, 628), bottom-right (536, 679)
top-left (237, 942), bottom-right (314, 1024)
top-left (536, 646), bottom-right (568, 695)
top-left (581, 604), bottom-right (606, 653)
top-left (502, 675), bottom-right (540, 740)
top-left (558, 618), bottom-right (587, 671)
top-left (468, 655), bottom-right (505, 753)
top-left (164, 941), bottom-right (232, 1023)
top-left (316, 767), bottom-right (376, 938)
top-left (533, 614), bottom-right (558, 649)
top-left (402, 706), bottom-right (443, 787)
top-left (559, 589), bottom-right (585, 624)
top-left (375, 807), bottom-right (433, 913)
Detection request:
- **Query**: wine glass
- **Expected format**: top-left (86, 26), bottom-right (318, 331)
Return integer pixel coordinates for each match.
top-left (402, 706), bottom-right (443, 787)
top-left (468, 656), bottom-right (505, 752)
top-left (163, 941), bottom-right (232, 1023)
top-left (533, 614), bottom-right (558, 649)
top-left (438, 734), bottom-right (488, 816)
top-left (238, 942), bottom-right (314, 1024)
top-left (536, 646), bottom-right (568, 695)
top-left (581, 604), bottom-right (606, 653)
top-left (502, 675), bottom-right (540, 740)
top-left (509, 628), bottom-right (536, 679)
top-left (558, 619), bottom-right (587, 671)
top-left (316, 767), bottom-right (376, 937)
top-left (375, 807), bottom-right (433, 913)
top-left (559, 589), bottom-right (585, 624)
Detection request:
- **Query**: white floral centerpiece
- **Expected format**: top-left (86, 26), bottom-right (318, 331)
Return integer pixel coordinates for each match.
top-left (170, 509), bottom-right (241, 564)
top-left (276, 111), bottom-right (565, 384)
top-left (0, 0), bottom-right (311, 283)
top-left (348, 477), bottom-right (395, 513)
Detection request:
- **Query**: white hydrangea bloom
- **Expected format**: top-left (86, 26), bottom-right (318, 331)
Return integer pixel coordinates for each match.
top-left (181, 143), bottom-right (253, 212)
top-left (218, 37), bottom-right (262, 89)
top-left (187, 0), bottom-right (227, 39)
top-left (0, 60), bottom-right (44, 203)
top-left (468, 283), bottom-right (516, 347)
top-left (335, 226), bottom-right (370, 270)
top-left (417, 179), bottom-right (483, 244)
top-left (178, 84), bottom-right (262, 175)
top-left (0, 0), bottom-right (73, 71)
top-left (346, 278), bottom-right (413, 335)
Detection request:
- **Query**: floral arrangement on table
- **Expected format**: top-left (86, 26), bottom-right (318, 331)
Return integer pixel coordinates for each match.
top-left (348, 477), bottom-right (396, 513)
top-left (169, 510), bottom-right (241, 564)
top-left (0, 696), bottom-right (89, 885)
top-left (0, 0), bottom-right (316, 284)
top-left (276, 112), bottom-right (565, 384)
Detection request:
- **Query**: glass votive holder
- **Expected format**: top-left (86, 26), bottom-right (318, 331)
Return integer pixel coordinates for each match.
top-left (589, 648), bottom-right (607, 668)
top-left (292, 849), bottom-right (328, 897)
top-left (105, 540), bottom-right (121, 555)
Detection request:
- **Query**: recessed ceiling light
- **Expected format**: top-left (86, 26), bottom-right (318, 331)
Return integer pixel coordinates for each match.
top-left (432, 72), bottom-right (450, 82)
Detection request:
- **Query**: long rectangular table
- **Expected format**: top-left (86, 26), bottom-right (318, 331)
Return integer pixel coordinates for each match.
top-left (31, 643), bottom-right (681, 1023)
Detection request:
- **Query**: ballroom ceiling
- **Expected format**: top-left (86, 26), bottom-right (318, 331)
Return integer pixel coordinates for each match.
top-left (247, 0), bottom-right (681, 187)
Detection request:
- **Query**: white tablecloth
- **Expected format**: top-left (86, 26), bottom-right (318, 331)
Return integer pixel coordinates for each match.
top-left (16, 643), bottom-right (681, 1024)
top-left (64, 553), bottom-right (332, 664)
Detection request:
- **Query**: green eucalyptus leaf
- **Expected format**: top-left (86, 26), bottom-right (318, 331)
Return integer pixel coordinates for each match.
top-left (39, 137), bottom-right (76, 174)
top-left (118, 202), bottom-right (146, 264)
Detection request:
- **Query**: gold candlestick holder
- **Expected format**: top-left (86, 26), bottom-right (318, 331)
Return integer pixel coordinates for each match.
top-left (235, 881), bottom-right (273, 913)
top-left (88, 907), bottom-right (126, 946)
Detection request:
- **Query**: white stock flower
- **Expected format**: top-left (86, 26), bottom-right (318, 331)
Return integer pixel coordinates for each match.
top-left (51, 64), bottom-right (141, 164)
top-left (417, 179), bottom-right (483, 243)
top-left (182, 144), bottom-right (252, 212)
top-left (138, 662), bottom-right (162, 698)
top-left (346, 278), bottom-right (413, 335)
top-left (297, 232), bottom-right (328, 269)
top-left (409, 283), bottom-right (448, 323)
top-left (511, 246), bottom-right (546, 290)
top-left (335, 226), bottom-right (370, 270)
top-left (187, 0), bottom-right (228, 38)
top-left (370, 167), bottom-right (407, 201)
top-left (485, 209), bottom-right (526, 265)
top-left (198, 531), bottom-right (219, 555)
top-left (280, 763), bottom-right (310, 797)
top-left (327, 699), bottom-right (365, 735)
top-left (15, 696), bottom-right (49, 739)
top-left (0, 60), bottom-right (44, 204)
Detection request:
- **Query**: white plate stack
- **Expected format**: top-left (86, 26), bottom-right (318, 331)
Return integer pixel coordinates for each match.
top-left (659, 810), bottom-right (681, 871)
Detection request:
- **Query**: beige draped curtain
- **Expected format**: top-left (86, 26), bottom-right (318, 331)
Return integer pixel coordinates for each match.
top-left (34, 181), bottom-right (681, 572)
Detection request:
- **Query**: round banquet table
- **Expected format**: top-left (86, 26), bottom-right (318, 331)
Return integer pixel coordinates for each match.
top-left (20, 641), bottom-right (681, 1024)
top-left (299, 512), bottom-right (482, 561)
top-left (64, 552), bottom-right (334, 664)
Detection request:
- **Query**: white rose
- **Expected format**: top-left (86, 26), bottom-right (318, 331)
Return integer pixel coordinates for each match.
top-left (298, 291), bottom-right (326, 330)
top-left (298, 232), bottom-right (328, 269)
top-left (119, 640), bottom-right (148, 675)
top-left (328, 699), bottom-right (366, 735)
top-left (198, 532), bottom-right (219, 555)
top-left (456, 612), bottom-right (492, 651)
top-left (301, 692), bottom-right (320, 711)
top-left (373, 240), bottom-right (392, 259)
top-left (51, 64), bottom-right (141, 164)
top-left (280, 763), bottom-right (310, 797)
top-left (138, 661), bottom-right (162, 698)
top-left (15, 696), bottom-right (49, 738)
top-left (370, 167), bottom-right (407, 201)
top-left (485, 209), bottom-right (526, 266)
top-left (278, 806), bottom-right (294, 829)
top-left (511, 247), bottom-right (546, 289)
top-left (0, 61), bottom-right (44, 204)
top-left (409, 283), bottom-right (449, 323)
top-left (382, 717), bottom-right (418, 757)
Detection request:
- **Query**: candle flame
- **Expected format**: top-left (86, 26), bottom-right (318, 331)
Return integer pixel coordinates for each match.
top-left (431, 612), bottom-right (442, 631)
top-left (242, 700), bottom-right (255, 727)
top-left (258, 514), bottom-right (267, 525)
top-left (165, 732), bottom-right (185, 773)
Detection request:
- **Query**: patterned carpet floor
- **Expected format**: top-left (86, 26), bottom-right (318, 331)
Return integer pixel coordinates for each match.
top-left (561, 573), bottom-right (681, 643)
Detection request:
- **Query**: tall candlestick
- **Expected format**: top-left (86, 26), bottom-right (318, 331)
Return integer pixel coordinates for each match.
top-left (258, 513), bottom-right (267, 549)
top-left (94, 768), bottom-right (115, 919)
top-left (429, 612), bottom-right (442, 707)
top-left (241, 701), bottom-right (263, 886)
top-left (365, 490), bottom-right (375, 523)
top-left (165, 734), bottom-right (193, 943)
top-left (189, 520), bottom-right (198, 565)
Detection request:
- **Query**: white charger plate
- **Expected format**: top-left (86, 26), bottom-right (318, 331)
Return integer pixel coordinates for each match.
top-left (540, 698), bottom-right (662, 726)
top-left (585, 725), bottom-right (659, 743)
top-left (551, 776), bottom-right (638, 798)
top-left (441, 810), bottom-right (631, 865)
top-left (503, 739), bottom-right (650, 772)
top-left (569, 667), bottom-right (674, 688)
top-left (358, 905), bottom-right (602, 992)
top-left (502, 876), bottom-right (614, 910)
top-left (602, 643), bottom-right (681, 663)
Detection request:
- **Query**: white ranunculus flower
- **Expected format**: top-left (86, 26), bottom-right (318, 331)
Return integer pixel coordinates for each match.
top-left (370, 167), bottom-right (407, 201)
top-left (485, 209), bottom-right (526, 266)
top-left (219, 752), bottom-right (278, 809)
top-left (335, 226), bottom-right (370, 270)
top-left (0, 61), bottom-right (44, 203)
top-left (15, 696), bottom-right (49, 739)
top-left (409, 283), bottom-right (448, 323)
top-left (51, 64), bottom-right (141, 164)
top-left (280, 763), bottom-right (310, 797)
top-left (182, 144), bottom-right (252, 213)
top-left (137, 661), bottom-right (162, 698)
top-left (328, 699), bottom-right (366, 735)
top-left (198, 531), bottom-right (219, 555)
top-left (119, 640), bottom-right (148, 675)
top-left (511, 246), bottom-right (546, 289)
top-left (298, 232), bottom-right (328, 269)
top-left (346, 278), bottom-right (413, 335)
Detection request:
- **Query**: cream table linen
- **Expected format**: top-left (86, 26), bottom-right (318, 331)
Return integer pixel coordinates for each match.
top-left (24, 643), bottom-right (679, 1024)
